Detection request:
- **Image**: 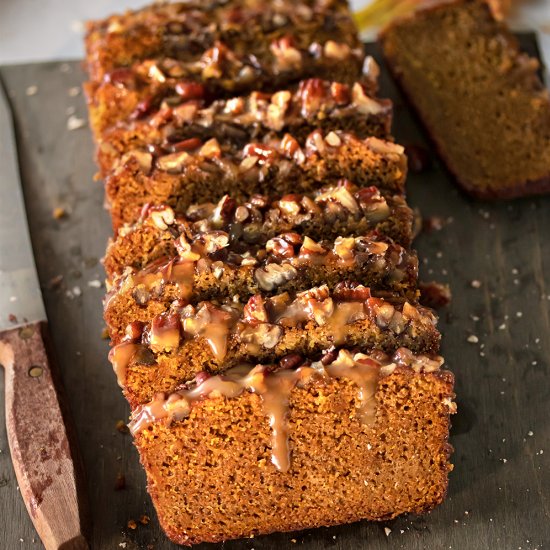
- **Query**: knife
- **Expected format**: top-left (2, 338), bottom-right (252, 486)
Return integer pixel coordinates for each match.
top-left (0, 79), bottom-right (90, 549)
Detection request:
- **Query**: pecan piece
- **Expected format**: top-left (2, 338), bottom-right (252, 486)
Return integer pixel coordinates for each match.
top-left (255, 263), bottom-right (298, 291)
top-left (333, 282), bottom-right (371, 302)
top-left (243, 295), bottom-right (269, 324)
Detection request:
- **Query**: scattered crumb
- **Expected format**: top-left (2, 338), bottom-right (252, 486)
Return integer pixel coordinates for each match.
top-left (52, 206), bottom-right (67, 219)
top-left (139, 515), bottom-right (150, 525)
top-left (422, 216), bottom-right (445, 233)
top-left (499, 323), bottom-right (506, 330)
top-left (528, 431), bottom-right (534, 437)
top-left (516, 311), bottom-right (523, 318)
top-left (114, 473), bottom-right (126, 491)
top-left (501, 458), bottom-right (507, 463)
top-left (9, 296), bottom-right (17, 303)
top-left (88, 279), bottom-right (102, 288)
top-left (119, 544), bottom-right (127, 549)
top-left (59, 63), bottom-right (71, 73)
top-left (65, 286), bottom-right (82, 299)
top-left (384, 527), bottom-right (392, 537)
top-left (67, 115), bottom-right (86, 130)
top-left (8, 314), bottom-right (17, 324)
top-left (25, 85), bottom-right (38, 96)
top-left (48, 274), bottom-right (64, 290)
top-left (470, 280), bottom-right (482, 289)
top-left (512, 268), bottom-right (519, 275)
top-left (116, 420), bottom-right (129, 434)
top-left (435, 251), bottom-right (443, 259)
top-left (467, 335), bottom-right (479, 344)
top-left (470, 314), bottom-right (480, 322)
top-left (68, 86), bottom-right (81, 97)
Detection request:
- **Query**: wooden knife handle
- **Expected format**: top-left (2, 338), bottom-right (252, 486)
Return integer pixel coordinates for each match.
top-left (0, 321), bottom-right (90, 550)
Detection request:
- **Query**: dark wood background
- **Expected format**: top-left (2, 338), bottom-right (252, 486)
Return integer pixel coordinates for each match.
top-left (0, 38), bottom-right (549, 549)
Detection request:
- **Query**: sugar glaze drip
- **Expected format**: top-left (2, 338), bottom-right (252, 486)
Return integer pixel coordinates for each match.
top-left (128, 348), bottom-right (443, 472)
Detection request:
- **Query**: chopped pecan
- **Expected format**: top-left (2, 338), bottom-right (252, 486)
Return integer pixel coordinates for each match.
top-left (150, 313), bottom-right (181, 353)
top-left (333, 282), bottom-right (371, 302)
top-left (255, 263), bottom-right (298, 291)
top-left (323, 40), bottom-right (351, 61)
top-left (333, 237), bottom-right (355, 261)
top-left (156, 151), bottom-right (190, 173)
top-left (199, 138), bottom-right (222, 159)
top-left (351, 83), bottom-right (385, 115)
top-left (211, 195), bottom-right (236, 226)
top-left (266, 236), bottom-right (296, 259)
top-left (174, 234), bottom-right (201, 261)
top-left (243, 295), bottom-right (269, 324)
top-left (299, 236), bottom-right (326, 255)
top-left (202, 231), bottom-right (229, 254)
top-left (174, 81), bottom-right (206, 101)
top-left (149, 206), bottom-right (175, 230)
top-left (279, 353), bottom-right (304, 370)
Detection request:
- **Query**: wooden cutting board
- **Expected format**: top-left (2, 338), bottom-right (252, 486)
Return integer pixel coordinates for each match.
top-left (0, 37), bottom-right (549, 549)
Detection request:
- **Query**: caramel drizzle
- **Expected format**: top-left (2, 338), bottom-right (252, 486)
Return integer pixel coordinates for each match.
top-left (110, 286), bottom-right (427, 385)
top-left (129, 350), bottom-right (385, 472)
top-left (108, 342), bottom-right (141, 387)
top-left (133, 257), bottom-right (195, 300)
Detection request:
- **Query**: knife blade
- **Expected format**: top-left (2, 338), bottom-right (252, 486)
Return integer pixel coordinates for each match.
top-left (0, 78), bottom-right (90, 550)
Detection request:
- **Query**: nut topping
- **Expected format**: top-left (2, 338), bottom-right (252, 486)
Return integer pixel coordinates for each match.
top-left (299, 236), bottom-right (325, 255)
top-left (175, 234), bottom-right (201, 261)
top-left (156, 151), bottom-right (190, 173)
top-left (362, 56), bottom-right (380, 83)
top-left (266, 236), bottom-right (295, 259)
top-left (270, 36), bottom-right (302, 70)
top-left (202, 231), bottom-right (229, 254)
top-left (351, 83), bottom-right (385, 115)
top-left (243, 295), bottom-right (268, 324)
top-left (243, 143), bottom-right (276, 163)
top-left (333, 237), bottom-right (355, 261)
top-left (126, 150), bottom-right (153, 173)
top-left (255, 263), bottom-right (298, 291)
top-left (147, 64), bottom-right (166, 83)
top-left (149, 206), bottom-right (175, 230)
top-left (280, 134), bottom-right (301, 157)
top-left (333, 282), bottom-right (371, 302)
top-left (174, 81), bottom-right (205, 101)
top-left (323, 40), bottom-right (351, 61)
top-left (367, 137), bottom-right (405, 156)
top-left (199, 138), bottom-right (222, 159)
top-left (150, 313), bottom-right (181, 353)
top-left (324, 131), bottom-right (342, 147)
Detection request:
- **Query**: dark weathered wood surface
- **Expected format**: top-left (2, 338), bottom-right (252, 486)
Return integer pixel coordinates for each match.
top-left (0, 38), bottom-right (549, 549)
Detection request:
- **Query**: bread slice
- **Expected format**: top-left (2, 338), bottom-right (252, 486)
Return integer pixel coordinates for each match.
top-left (104, 130), bottom-right (406, 229)
top-left (85, 0), bottom-right (361, 82)
top-left (130, 347), bottom-right (455, 545)
top-left (103, 181), bottom-right (413, 280)
top-left (85, 43), bottom-right (373, 139)
top-left (95, 80), bottom-right (393, 176)
top-left (104, 230), bottom-right (419, 342)
top-left (108, 284), bottom-right (440, 407)
top-left (380, 0), bottom-right (550, 198)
